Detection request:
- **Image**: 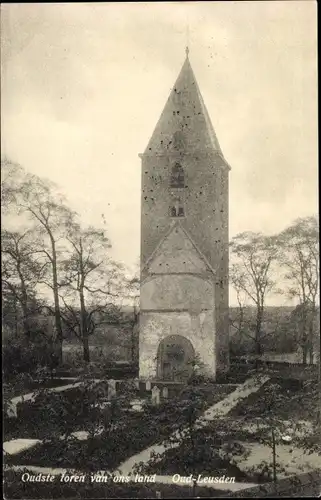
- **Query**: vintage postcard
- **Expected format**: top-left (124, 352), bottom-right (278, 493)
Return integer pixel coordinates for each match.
top-left (2, 1), bottom-right (320, 498)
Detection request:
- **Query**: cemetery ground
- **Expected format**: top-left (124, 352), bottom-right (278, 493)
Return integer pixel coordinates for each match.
top-left (3, 363), bottom-right (321, 498)
top-left (136, 378), bottom-right (321, 480)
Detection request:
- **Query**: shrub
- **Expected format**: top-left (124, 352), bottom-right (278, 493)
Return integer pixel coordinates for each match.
top-left (3, 337), bottom-right (55, 381)
top-left (187, 372), bottom-right (217, 385)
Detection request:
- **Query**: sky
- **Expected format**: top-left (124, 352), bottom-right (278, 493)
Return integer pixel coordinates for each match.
top-left (1, 1), bottom-right (318, 306)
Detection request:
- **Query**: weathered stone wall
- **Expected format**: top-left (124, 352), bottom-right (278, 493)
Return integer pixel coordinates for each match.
top-left (139, 311), bottom-right (216, 379)
top-left (139, 274), bottom-right (215, 379)
top-left (141, 274), bottom-right (214, 311)
top-left (141, 153), bottom-right (228, 273)
top-left (147, 224), bottom-right (208, 275)
top-left (141, 152), bottom-right (229, 374)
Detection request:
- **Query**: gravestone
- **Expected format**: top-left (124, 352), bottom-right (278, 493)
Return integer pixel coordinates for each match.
top-left (130, 399), bottom-right (143, 412)
top-left (151, 386), bottom-right (160, 406)
top-left (296, 346), bottom-right (303, 362)
top-left (134, 378), bottom-right (140, 390)
top-left (162, 386), bottom-right (169, 399)
top-left (7, 402), bottom-right (18, 418)
top-left (146, 380), bottom-right (151, 391)
top-left (108, 379), bottom-right (117, 400)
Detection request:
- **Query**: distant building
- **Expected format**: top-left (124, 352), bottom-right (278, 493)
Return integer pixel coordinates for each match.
top-left (139, 49), bottom-right (231, 381)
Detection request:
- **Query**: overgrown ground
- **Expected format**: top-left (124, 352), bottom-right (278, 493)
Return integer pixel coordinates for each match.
top-left (228, 377), bottom-right (319, 422)
top-left (135, 375), bottom-right (321, 485)
top-left (3, 469), bottom-right (228, 499)
top-left (5, 365), bottom-right (320, 499)
top-left (4, 377), bottom-right (74, 398)
top-left (5, 383), bottom-right (236, 470)
top-left (136, 428), bottom-right (256, 481)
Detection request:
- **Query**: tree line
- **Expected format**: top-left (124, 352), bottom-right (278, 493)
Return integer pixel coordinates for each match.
top-left (1, 158), bottom-right (139, 365)
top-left (2, 157), bottom-right (319, 368)
top-left (229, 216), bottom-right (319, 365)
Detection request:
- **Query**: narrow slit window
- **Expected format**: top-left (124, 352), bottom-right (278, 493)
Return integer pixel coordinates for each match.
top-left (170, 198), bottom-right (185, 218)
top-left (170, 206), bottom-right (177, 217)
top-left (173, 131), bottom-right (186, 151)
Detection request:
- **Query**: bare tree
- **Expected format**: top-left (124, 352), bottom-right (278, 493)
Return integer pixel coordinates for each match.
top-left (2, 229), bottom-right (45, 338)
top-left (229, 263), bottom-right (248, 343)
top-left (2, 160), bottom-right (77, 362)
top-left (277, 216), bottom-right (319, 364)
top-left (60, 225), bottom-right (125, 362)
top-left (1, 157), bottom-right (26, 212)
top-left (229, 232), bottom-right (278, 356)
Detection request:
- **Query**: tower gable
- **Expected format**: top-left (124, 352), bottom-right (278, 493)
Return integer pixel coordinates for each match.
top-left (144, 222), bottom-right (215, 275)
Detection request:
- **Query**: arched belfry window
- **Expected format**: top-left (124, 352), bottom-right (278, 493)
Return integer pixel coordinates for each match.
top-left (170, 163), bottom-right (185, 188)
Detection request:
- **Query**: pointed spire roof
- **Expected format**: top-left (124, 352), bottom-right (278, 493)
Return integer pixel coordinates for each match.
top-left (143, 51), bottom-right (225, 159)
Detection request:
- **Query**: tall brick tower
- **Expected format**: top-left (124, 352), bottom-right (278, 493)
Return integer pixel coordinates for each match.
top-left (139, 49), bottom-right (231, 381)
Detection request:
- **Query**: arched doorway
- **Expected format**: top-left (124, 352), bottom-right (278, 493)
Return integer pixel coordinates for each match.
top-left (156, 335), bottom-right (195, 381)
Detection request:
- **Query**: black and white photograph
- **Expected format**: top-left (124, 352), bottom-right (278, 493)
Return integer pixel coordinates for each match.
top-left (1, 1), bottom-right (320, 498)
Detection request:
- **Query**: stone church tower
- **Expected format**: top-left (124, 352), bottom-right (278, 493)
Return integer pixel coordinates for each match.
top-left (139, 49), bottom-right (231, 381)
